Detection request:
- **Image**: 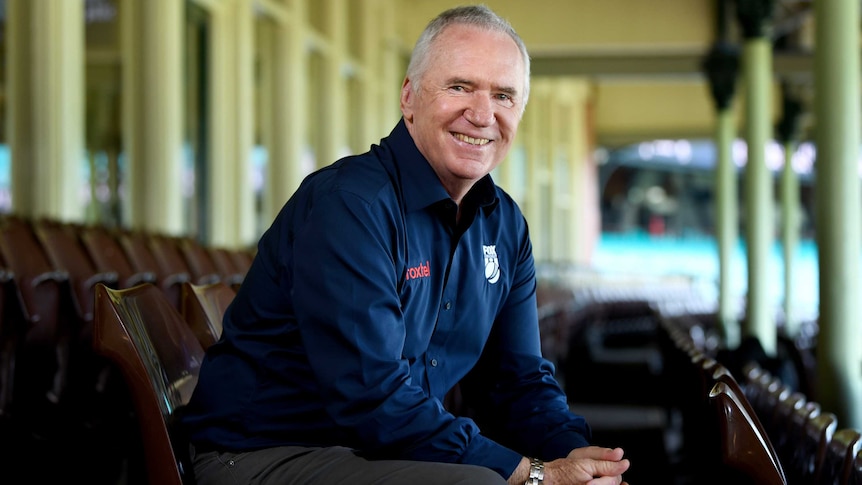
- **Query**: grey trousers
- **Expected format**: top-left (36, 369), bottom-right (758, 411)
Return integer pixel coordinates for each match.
top-left (191, 445), bottom-right (509, 485)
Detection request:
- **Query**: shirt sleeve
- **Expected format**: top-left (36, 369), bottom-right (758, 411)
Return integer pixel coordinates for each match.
top-left (290, 189), bottom-right (524, 477)
top-left (459, 216), bottom-right (592, 460)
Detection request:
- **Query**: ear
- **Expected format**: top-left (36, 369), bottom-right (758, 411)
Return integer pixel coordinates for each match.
top-left (400, 77), bottom-right (414, 122)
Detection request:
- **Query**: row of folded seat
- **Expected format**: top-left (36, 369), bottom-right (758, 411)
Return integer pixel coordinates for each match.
top-left (661, 313), bottom-right (862, 485)
top-left (533, 275), bottom-right (850, 485)
top-left (0, 214), bottom-right (252, 484)
top-left (535, 280), bottom-right (718, 484)
top-left (743, 362), bottom-right (862, 485)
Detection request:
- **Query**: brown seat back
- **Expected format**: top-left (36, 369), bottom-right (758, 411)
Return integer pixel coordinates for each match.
top-left (0, 217), bottom-right (66, 337)
top-left (176, 238), bottom-right (221, 286)
top-left (821, 428), bottom-right (862, 485)
top-left (0, 218), bottom-right (70, 411)
top-left (148, 235), bottom-right (194, 283)
top-left (80, 225), bottom-right (157, 289)
top-left (93, 282), bottom-right (204, 485)
top-left (708, 374), bottom-right (787, 485)
top-left (118, 232), bottom-right (190, 309)
top-left (206, 247), bottom-right (245, 288)
top-left (229, 249), bottom-right (254, 278)
top-left (783, 400), bottom-right (821, 483)
top-left (180, 281), bottom-right (236, 350)
top-left (32, 218), bottom-right (118, 323)
top-left (850, 448), bottom-right (862, 485)
top-left (802, 411), bottom-right (838, 483)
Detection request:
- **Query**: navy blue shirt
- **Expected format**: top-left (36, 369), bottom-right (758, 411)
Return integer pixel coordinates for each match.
top-left (183, 119), bottom-right (591, 478)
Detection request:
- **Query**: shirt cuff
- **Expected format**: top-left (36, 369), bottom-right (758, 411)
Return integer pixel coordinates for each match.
top-left (460, 434), bottom-right (524, 479)
top-left (538, 431), bottom-right (592, 460)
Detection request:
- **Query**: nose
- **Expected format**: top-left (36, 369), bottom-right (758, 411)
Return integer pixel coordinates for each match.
top-left (464, 94), bottom-right (494, 126)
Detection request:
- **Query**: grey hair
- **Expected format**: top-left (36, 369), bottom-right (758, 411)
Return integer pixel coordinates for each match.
top-left (405, 4), bottom-right (531, 110)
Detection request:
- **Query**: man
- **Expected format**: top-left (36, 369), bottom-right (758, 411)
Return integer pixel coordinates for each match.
top-left (184, 5), bottom-right (631, 484)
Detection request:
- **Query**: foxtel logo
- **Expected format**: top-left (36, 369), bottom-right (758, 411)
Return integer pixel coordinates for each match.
top-left (405, 260), bottom-right (431, 280)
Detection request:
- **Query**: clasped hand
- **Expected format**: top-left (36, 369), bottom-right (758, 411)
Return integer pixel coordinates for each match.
top-left (510, 446), bottom-right (630, 485)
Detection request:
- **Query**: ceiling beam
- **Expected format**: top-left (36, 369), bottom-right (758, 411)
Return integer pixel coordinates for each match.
top-left (531, 50), bottom-right (815, 81)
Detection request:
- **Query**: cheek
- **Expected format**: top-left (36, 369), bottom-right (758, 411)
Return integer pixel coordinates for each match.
top-left (498, 115), bottom-right (520, 140)
top-left (497, 110), bottom-right (521, 130)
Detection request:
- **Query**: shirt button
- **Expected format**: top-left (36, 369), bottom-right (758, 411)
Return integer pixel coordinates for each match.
top-left (444, 301), bottom-right (452, 310)
top-left (430, 359), bottom-right (438, 367)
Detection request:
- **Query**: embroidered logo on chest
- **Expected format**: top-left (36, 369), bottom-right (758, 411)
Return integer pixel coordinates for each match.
top-left (483, 245), bottom-right (500, 284)
top-left (405, 260), bottom-right (431, 281)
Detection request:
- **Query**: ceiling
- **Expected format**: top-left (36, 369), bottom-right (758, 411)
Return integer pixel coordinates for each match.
top-left (5, 0), bottom-right (816, 151)
top-left (397, 0), bottom-right (817, 147)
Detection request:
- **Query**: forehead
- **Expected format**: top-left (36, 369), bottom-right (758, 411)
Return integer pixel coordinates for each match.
top-left (428, 24), bottom-right (525, 90)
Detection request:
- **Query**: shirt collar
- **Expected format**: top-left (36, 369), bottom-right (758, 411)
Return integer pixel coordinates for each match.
top-left (384, 118), bottom-right (500, 215)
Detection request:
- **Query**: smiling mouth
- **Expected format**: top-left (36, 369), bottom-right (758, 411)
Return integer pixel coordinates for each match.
top-left (453, 133), bottom-right (490, 146)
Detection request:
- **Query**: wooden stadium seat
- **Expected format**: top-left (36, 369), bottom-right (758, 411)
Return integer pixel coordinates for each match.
top-left (0, 252), bottom-right (15, 415)
top-left (850, 448), bottom-right (862, 485)
top-left (92, 282), bottom-right (203, 485)
top-left (707, 364), bottom-right (771, 438)
top-left (118, 231), bottom-right (190, 309)
top-left (742, 362), bottom-right (774, 413)
top-left (79, 225), bottom-right (157, 289)
top-left (0, 218), bottom-right (68, 343)
top-left (32, 218), bottom-right (118, 325)
top-left (802, 411), bottom-right (839, 483)
top-left (180, 281), bottom-right (235, 350)
top-left (762, 379), bottom-right (792, 424)
top-left (767, 390), bottom-right (807, 455)
top-left (0, 217), bottom-right (69, 415)
top-left (229, 248), bottom-right (254, 276)
top-left (206, 246), bottom-right (245, 289)
top-left (820, 428), bottom-right (862, 485)
top-left (31, 219), bottom-right (124, 418)
top-left (176, 237), bottom-right (221, 286)
top-left (708, 380), bottom-right (788, 485)
top-left (783, 399), bottom-right (821, 484)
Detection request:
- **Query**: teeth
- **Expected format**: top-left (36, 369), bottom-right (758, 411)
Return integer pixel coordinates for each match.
top-left (454, 133), bottom-right (490, 146)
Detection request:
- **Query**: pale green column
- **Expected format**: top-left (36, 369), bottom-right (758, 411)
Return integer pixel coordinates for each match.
top-left (356, 0), bottom-right (381, 152)
top-left (208, 0), bottom-right (256, 248)
top-left (5, 0), bottom-right (34, 216)
top-left (716, 108), bottom-right (741, 348)
top-left (319, 0), bottom-right (349, 167)
top-left (548, 85), bottom-right (565, 262)
top-left (121, 0), bottom-right (184, 234)
top-left (780, 139), bottom-right (800, 336)
top-left (704, 9), bottom-right (741, 348)
top-left (379, 0), bottom-right (403, 131)
top-left (813, 0), bottom-right (862, 429)
top-left (565, 80), bottom-right (597, 265)
top-left (257, 15), bottom-right (275, 233)
top-left (8, 0), bottom-right (85, 220)
top-left (528, 84), bottom-right (552, 262)
top-left (741, 37), bottom-right (776, 355)
top-left (524, 84), bottom-right (543, 261)
top-left (267, 0), bottom-right (309, 222)
top-left (776, 87), bottom-right (804, 337)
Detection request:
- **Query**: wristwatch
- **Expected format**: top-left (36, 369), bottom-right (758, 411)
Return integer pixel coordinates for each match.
top-left (525, 457), bottom-right (544, 485)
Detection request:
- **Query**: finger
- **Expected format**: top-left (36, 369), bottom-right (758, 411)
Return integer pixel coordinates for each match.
top-left (569, 446), bottom-right (626, 461)
top-left (605, 447), bottom-right (625, 461)
top-left (591, 458), bottom-right (630, 477)
top-left (585, 475), bottom-right (625, 485)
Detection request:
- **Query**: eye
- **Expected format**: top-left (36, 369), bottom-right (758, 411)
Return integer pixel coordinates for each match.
top-left (450, 85), bottom-right (467, 92)
top-left (494, 93), bottom-right (516, 107)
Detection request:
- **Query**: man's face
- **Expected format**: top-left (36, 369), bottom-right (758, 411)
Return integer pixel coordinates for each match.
top-left (401, 24), bottom-right (526, 197)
